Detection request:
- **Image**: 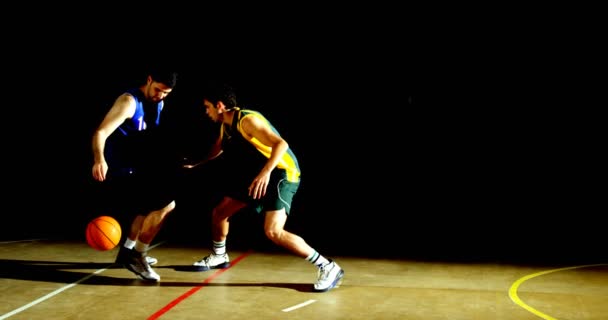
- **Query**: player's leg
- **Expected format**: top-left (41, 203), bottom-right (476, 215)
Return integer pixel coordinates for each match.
top-left (193, 197), bottom-right (247, 271)
top-left (263, 175), bottom-right (344, 292)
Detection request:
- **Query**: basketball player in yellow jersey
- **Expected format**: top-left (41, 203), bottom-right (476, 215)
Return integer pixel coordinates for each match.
top-left (188, 82), bottom-right (344, 292)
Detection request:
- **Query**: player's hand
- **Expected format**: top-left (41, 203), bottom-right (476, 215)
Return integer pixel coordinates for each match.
top-left (92, 162), bottom-right (108, 181)
top-left (249, 173), bottom-right (270, 199)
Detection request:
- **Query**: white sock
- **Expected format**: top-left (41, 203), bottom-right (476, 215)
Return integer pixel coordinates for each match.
top-left (306, 250), bottom-right (330, 268)
top-left (213, 240), bottom-right (226, 255)
top-left (124, 238), bottom-right (136, 249)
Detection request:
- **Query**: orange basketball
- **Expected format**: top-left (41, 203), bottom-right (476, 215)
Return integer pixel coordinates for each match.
top-left (86, 216), bottom-right (122, 251)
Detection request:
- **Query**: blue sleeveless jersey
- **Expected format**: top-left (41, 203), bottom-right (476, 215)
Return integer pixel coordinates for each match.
top-left (117, 88), bottom-right (163, 135)
top-left (105, 88), bottom-right (164, 176)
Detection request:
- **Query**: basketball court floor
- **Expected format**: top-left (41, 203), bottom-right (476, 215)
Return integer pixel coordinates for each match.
top-left (1, 239), bottom-right (607, 320)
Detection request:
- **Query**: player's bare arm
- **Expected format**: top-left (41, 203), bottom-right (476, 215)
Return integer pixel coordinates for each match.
top-left (92, 94), bottom-right (137, 181)
top-left (182, 137), bottom-right (224, 169)
top-left (241, 115), bottom-right (289, 199)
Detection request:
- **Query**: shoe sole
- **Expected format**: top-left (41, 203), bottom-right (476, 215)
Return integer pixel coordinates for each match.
top-left (124, 264), bottom-right (160, 282)
top-left (136, 274), bottom-right (160, 282)
top-left (314, 269), bottom-right (345, 292)
top-left (192, 262), bottom-right (231, 272)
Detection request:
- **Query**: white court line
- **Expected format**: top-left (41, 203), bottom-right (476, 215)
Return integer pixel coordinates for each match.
top-left (282, 299), bottom-right (317, 312)
top-left (0, 241), bottom-right (166, 319)
top-left (0, 239), bottom-right (48, 244)
top-left (0, 268), bottom-right (109, 319)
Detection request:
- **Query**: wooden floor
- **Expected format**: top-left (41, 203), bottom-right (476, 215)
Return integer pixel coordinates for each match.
top-left (1, 239), bottom-right (607, 320)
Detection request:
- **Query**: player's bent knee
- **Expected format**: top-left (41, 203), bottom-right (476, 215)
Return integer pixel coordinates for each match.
top-left (264, 229), bottom-right (283, 242)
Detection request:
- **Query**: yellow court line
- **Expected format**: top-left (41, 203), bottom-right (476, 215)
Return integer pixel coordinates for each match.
top-left (508, 263), bottom-right (608, 320)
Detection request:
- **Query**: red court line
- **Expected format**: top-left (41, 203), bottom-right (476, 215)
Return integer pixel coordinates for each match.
top-left (148, 250), bottom-right (252, 320)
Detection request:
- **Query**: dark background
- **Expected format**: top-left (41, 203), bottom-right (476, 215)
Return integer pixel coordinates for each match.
top-left (2, 11), bottom-right (604, 264)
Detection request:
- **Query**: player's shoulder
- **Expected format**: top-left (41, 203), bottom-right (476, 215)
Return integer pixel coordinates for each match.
top-left (114, 91), bottom-right (137, 104)
top-left (240, 109), bottom-right (267, 122)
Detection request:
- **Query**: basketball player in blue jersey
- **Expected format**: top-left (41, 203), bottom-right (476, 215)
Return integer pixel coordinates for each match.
top-left (187, 82), bottom-right (344, 292)
top-left (92, 68), bottom-right (178, 281)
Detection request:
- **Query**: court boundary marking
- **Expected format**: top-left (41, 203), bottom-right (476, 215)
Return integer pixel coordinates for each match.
top-left (508, 263), bottom-right (608, 320)
top-left (147, 250), bottom-right (253, 319)
top-left (0, 240), bottom-right (164, 319)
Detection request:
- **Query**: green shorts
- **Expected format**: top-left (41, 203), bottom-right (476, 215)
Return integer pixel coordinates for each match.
top-left (225, 169), bottom-right (300, 215)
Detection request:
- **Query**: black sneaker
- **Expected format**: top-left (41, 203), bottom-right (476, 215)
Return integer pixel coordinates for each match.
top-left (114, 246), bottom-right (130, 265)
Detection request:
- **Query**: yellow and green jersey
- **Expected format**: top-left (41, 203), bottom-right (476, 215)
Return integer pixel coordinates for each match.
top-left (220, 108), bottom-right (300, 182)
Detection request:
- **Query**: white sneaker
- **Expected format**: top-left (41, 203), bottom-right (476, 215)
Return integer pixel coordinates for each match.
top-left (193, 253), bottom-right (230, 271)
top-left (314, 260), bottom-right (344, 292)
top-left (125, 251), bottom-right (160, 281)
top-left (146, 256), bottom-right (158, 266)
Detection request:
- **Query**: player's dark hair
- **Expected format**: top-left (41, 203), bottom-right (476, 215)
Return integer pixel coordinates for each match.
top-left (150, 68), bottom-right (178, 88)
top-left (203, 82), bottom-right (237, 110)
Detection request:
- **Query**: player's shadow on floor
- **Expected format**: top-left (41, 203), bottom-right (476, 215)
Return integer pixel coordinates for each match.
top-left (0, 259), bottom-right (315, 292)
